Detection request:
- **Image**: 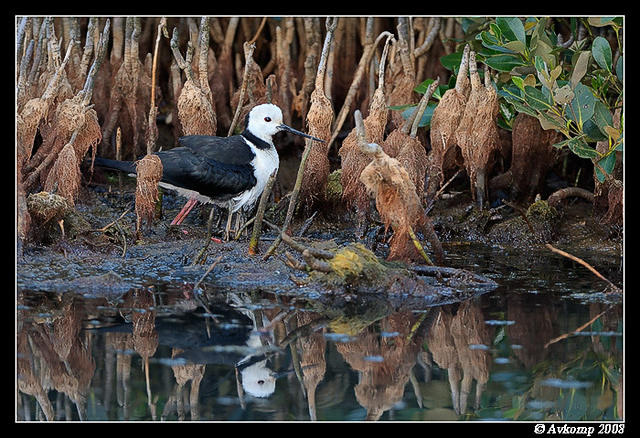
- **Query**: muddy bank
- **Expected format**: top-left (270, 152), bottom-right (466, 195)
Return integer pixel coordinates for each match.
top-left (16, 178), bottom-right (622, 303)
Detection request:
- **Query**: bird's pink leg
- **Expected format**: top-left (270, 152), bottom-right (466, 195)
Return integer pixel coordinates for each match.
top-left (171, 198), bottom-right (198, 225)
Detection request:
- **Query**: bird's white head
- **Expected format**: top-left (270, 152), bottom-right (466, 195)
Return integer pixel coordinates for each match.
top-left (246, 104), bottom-right (284, 141)
top-left (246, 103), bottom-right (324, 144)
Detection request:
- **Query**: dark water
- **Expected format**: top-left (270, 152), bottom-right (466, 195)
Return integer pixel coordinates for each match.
top-left (16, 242), bottom-right (623, 422)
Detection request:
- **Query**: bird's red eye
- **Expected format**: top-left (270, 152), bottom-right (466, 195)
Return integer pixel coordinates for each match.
top-left (264, 117), bottom-right (271, 122)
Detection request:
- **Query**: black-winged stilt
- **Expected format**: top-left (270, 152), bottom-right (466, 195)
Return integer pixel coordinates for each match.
top-left (94, 103), bottom-right (323, 238)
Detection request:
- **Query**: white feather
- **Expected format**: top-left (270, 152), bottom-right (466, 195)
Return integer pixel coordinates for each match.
top-left (230, 138), bottom-right (279, 213)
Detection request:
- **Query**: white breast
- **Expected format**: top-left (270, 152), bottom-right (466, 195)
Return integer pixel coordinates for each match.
top-left (230, 141), bottom-right (279, 213)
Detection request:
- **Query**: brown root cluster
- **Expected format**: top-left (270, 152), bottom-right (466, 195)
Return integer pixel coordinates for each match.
top-left (454, 50), bottom-right (501, 208)
top-left (170, 19), bottom-right (217, 136)
top-left (134, 154), bottom-right (163, 235)
top-left (354, 105), bottom-right (443, 264)
top-left (17, 293), bottom-right (95, 420)
top-left (359, 143), bottom-right (441, 264)
top-left (335, 310), bottom-right (425, 421)
top-left (339, 35), bottom-right (393, 214)
top-left (18, 18), bottom-right (109, 244)
top-left (426, 44), bottom-right (470, 199)
top-left (509, 113), bottom-right (563, 200)
top-left (299, 18), bottom-right (338, 208)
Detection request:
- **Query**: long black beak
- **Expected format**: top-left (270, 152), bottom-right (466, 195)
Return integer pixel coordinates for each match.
top-left (278, 124), bottom-right (324, 142)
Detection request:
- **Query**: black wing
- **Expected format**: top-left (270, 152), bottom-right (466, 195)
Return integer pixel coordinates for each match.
top-left (156, 147), bottom-right (257, 200)
top-left (177, 135), bottom-right (257, 166)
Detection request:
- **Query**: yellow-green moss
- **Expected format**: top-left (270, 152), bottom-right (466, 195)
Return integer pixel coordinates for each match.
top-left (526, 199), bottom-right (558, 221)
top-left (311, 243), bottom-right (391, 287)
top-left (325, 169), bottom-right (343, 202)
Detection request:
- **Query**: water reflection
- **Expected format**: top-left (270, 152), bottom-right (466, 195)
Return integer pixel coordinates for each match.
top-left (16, 284), bottom-right (622, 422)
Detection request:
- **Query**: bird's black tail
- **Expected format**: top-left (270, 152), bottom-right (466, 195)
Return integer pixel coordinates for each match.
top-left (92, 157), bottom-right (137, 174)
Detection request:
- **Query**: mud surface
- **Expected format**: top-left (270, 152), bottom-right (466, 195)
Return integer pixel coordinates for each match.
top-left (17, 177), bottom-right (623, 304)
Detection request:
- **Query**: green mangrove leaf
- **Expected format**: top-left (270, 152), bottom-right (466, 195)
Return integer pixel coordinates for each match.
top-left (389, 103), bottom-right (416, 111)
top-left (485, 54), bottom-right (527, 72)
top-left (595, 151), bottom-right (617, 183)
top-left (504, 40), bottom-right (527, 54)
top-left (534, 55), bottom-right (548, 75)
top-left (440, 51), bottom-right (463, 72)
top-left (496, 17), bottom-right (526, 45)
top-left (549, 65), bottom-right (562, 83)
top-left (567, 137), bottom-right (599, 159)
top-left (478, 31), bottom-right (517, 54)
top-left (498, 85), bottom-right (524, 101)
top-left (571, 51), bottom-right (591, 88)
top-left (510, 99), bottom-right (539, 118)
top-left (401, 102), bottom-right (438, 128)
top-left (511, 76), bottom-right (525, 92)
top-left (616, 55), bottom-right (623, 82)
top-left (592, 36), bottom-right (613, 72)
top-left (582, 119), bottom-right (607, 141)
top-left (537, 110), bottom-right (567, 132)
top-left (489, 22), bottom-right (502, 39)
top-left (414, 78), bottom-right (449, 99)
top-left (566, 83), bottom-right (596, 127)
top-left (524, 85), bottom-right (554, 111)
top-left (533, 17), bottom-right (553, 47)
top-left (592, 100), bottom-right (614, 135)
top-left (534, 39), bottom-right (556, 69)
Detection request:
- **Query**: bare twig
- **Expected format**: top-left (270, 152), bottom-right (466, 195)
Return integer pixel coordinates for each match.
top-left (150, 18), bottom-right (167, 109)
top-left (544, 306), bottom-right (612, 348)
top-left (545, 243), bottom-right (621, 292)
top-left (280, 232), bottom-right (334, 260)
top-left (410, 77), bottom-right (439, 137)
top-left (146, 18), bottom-right (166, 154)
top-left (191, 206), bottom-right (217, 266)
top-left (248, 169), bottom-right (277, 255)
top-left (414, 17), bottom-right (441, 58)
top-left (408, 226), bottom-right (434, 266)
top-left (296, 210), bottom-right (318, 237)
top-left (249, 17), bottom-right (268, 44)
top-left (96, 206), bottom-right (132, 233)
top-left (169, 27), bottom-right (195, 81)
top-left (193, 254), bottom-right (224, 292)
top-left (81, 18), bottom-right (110, 106)
top-left (228, 42), bottom-right (256, 136)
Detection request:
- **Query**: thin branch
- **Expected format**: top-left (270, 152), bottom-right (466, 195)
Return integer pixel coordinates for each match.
top-left (169, 27), bottom-right (195, 81)
top-left (544, 306), bottom-right (612, 348)
top-left (249, 17), bottom-right (268, 44)
top-left (414, 17), bottom-right (441, 58)
top-left (227, 42), bottom-right (256, 136)
top-left (545, 243), bottom-right (621, 292)
top-left (150, 18), bottom-right (167, 109)
top-left (248, 169), bottom-right (277, 255)
top-left (81, 19), bottom-right (110, 106)
top-left (410, 77), bottom-right (439, 138)
top-left (408, 226), bottom-right (434, 266)
top-left (262, 18), bottom-right (337, 260)
top-left (193, 254), bottom-right (224, 292)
